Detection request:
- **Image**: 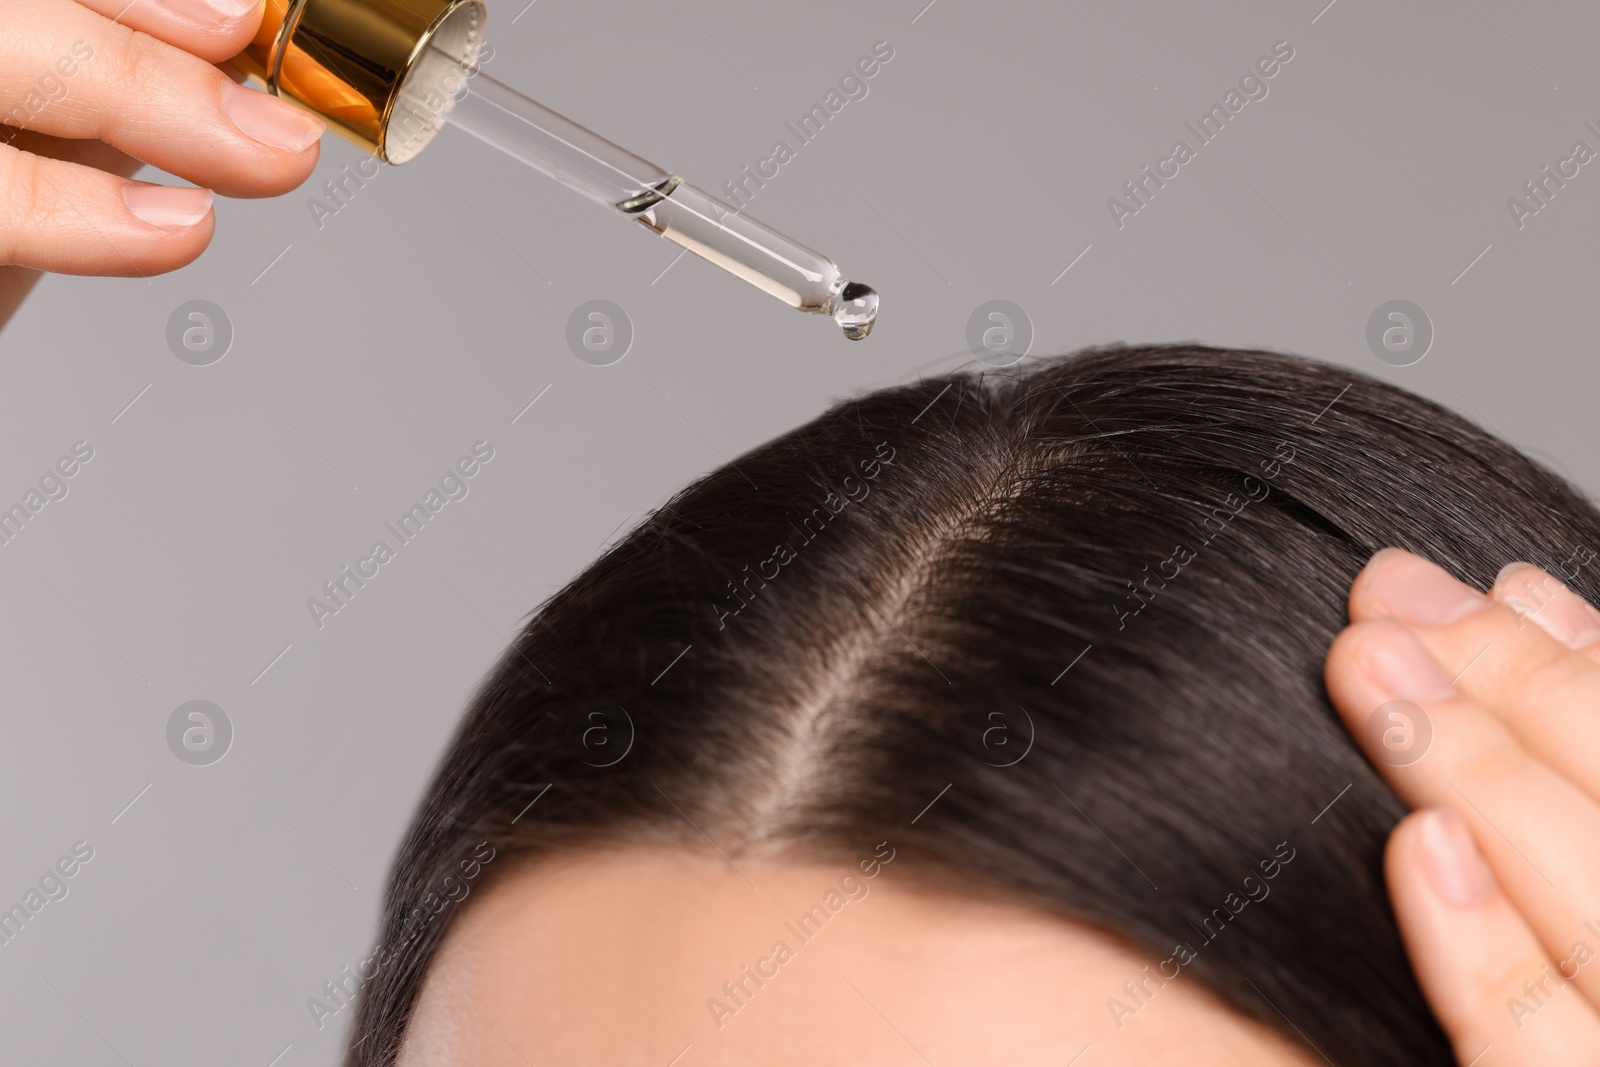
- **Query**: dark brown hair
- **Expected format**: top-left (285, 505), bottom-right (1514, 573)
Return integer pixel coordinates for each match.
top-left (346, 344), bottom-right (1600, 1066)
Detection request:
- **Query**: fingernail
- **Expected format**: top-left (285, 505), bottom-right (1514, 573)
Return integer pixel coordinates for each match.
top-left (123, 184), bottom-right (214, 229)
top-left (221, 80), bottom-right (325, 153)
top-left (1363, 549), bottom-right (1488, 626)
top-left (1365, 622), bottom-right (1456, 703)
top-left (1496, 563), bottom-right (1600, 651)
top-left (160, 0), bottom-right (259, 26)
top-left (1416, 808), bottom-right (1495, 905)
top-left (1495, 562), bottom-right (1528, 583)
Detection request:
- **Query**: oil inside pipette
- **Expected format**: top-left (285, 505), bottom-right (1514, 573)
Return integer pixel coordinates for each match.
top-left (423, 39), bottom-right (879, 339)
top-left (623, 180), bottom-right (878, 341)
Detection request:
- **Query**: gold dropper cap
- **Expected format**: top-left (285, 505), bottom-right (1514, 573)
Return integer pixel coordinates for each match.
top-left (231, 0), bottom-right (486, 163)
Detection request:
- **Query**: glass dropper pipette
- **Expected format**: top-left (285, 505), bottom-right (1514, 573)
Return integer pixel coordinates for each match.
top-left (399, 42), bottom-right (879, 340)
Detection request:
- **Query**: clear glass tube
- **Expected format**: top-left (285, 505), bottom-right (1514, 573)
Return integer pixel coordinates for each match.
top-left (427, 46), bottom-right (878, 340)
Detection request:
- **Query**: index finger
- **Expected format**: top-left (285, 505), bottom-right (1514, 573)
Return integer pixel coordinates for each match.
top-left (6, 0), bottom-right (323, 199)
top-left (72, 0), bottom-right (266, 64)
top-left (1348, 549), bottom-right (1600, 804)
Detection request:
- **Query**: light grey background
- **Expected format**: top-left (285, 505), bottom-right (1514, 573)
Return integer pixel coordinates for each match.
top-left (2, 0), bottom-right (1597, 1062)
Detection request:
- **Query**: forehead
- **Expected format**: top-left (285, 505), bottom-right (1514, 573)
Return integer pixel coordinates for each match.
top-left (397, 846), bottom-right (1317, 1066)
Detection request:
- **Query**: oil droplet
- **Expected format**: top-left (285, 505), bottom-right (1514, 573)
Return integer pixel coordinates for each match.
top-left (834, 280), bottom-right (878, 341)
